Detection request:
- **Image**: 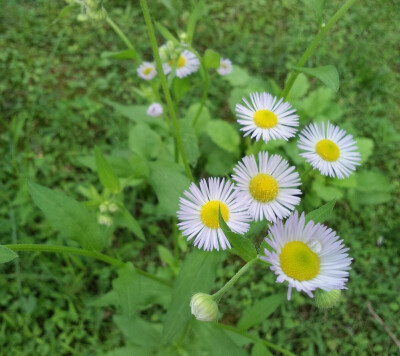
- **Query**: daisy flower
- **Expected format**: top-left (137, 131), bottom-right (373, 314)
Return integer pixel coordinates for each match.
top-left (235, 92), bottom-right (299, 143)
top-left (232, 152), bottom-right (301, 222)
top-left (137, 61), bottom-right (157, 80)
top-left (177, 178), bottom-right (250, 251)
top-left (163, 49), bottom-right (200, 78)
top-left (217, 58), bottom-right (232, 76)
top-left (147, 102), bottom-right (163, 117)
top-left (298, 121), bottom-right (361, 179)
top-left (261, 211), bottom-right (352, 300)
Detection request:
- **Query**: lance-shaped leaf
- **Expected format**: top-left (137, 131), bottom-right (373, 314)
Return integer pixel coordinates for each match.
top-left (0, 246), bottom-right (18, 264)
top-left (305, 200), bottom-right (336, 223)
top-left (219, 208), bottom-right (257, 262)
top-left (294, 65), bottom-right (340, 92)
top-left (95, 146), bottom-right (121, 194)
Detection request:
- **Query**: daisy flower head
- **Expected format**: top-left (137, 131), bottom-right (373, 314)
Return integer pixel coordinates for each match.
top-left (163, 49), bottom-right (200, 79)
top-left (177, 178), bottom-right (251, 251)
top-left (235, 92), bottom-right (299, 143)
top-left (217, 58), bottom-right (232, 76)
top-left (137, 61), bottom-right (157, 81)
top-left (298, 121), bottom-right (361, 179)
top-left (147, 102), bottom-right (163, 117)
top-left (232, 152), bottom-right (301, 222)
top-left (261, 211), bottom-right (352, 300)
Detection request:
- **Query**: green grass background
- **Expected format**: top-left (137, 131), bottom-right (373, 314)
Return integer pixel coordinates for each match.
top-left (1, 0), bottom-right (399, 355)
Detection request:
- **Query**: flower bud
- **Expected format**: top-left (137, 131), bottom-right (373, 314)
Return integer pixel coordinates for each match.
top-left (166, 41), bottom-right (175, 52)
top-left (159, 47), bottom-right (169, 62)
top-left (108, 203), bottom-right (119, 213)
top-left (190, 293), bottom-right (218, 322)
top-left (179, 32), bottom-right (188, 43)
top-left (86, 6), bottom-right (108, 22)
top-left (314, 289), bottom-right (341, 309)
top-left (98, 214), bottom-right (113, 227)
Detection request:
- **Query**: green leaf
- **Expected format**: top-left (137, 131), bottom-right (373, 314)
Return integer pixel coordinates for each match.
top-left (173, 76), bottom-right (191, 101)
top-left (0, 246), bottom-right (18, 264)
top-left (128, 123), bottom-right (161, 160)
top-left (206, 120), bottom-right (240, 153)
top-left (179, 119), bottom-right (199, 167)
top-left (157, 246), bottom-right (175, 267)
top-left (195, 322), bottom-right (247, 356)
top-left (50, 4), bottom-right (78, 25)
top-left (154, 22), bottom-right (180, 44)
top-left (204, 49), bottom-right (221, 69)
top-left (186, 1), bottom-right (205, 44)
top-left (252, 342), bottom-right (274, 356)
top-left (162, 249), bottom-right (223, 341)
top-left (237, 294), bottom-right (285, 330)
top-left (119, 208), bottom-right (145, 241)
top-left (352, 191), bottom-right (391, 205)
top-left (312, 181), bottom-right (343, 201)
top-left (205, 150), bottom-right (237, 176)
top-left (357, 138), bottom-right (374, 163)
top-left (355, 171), bottom-right (392, 192)
top-left (27, 181), bottom-right (104, 250)
top-left (95, 147), bottom-right (121, 194)
top-left (224, 65), bottom-right (250, 87)
top-left (305, 200), bottom-right (336, 223)
top-left (101, 49), bottom-right (138, 60)
top-left (219, 209), bottom-right (257, 262)
top-left (294, 65), bottom-right (340, 92)
top-left (286, 73), bottom-right (309, 100)
top-left (148, 161), bottom-right (191, 216)
top-left (184, 103), bottom-right (211, 135)
top-left (112, 262), bottom-right (140, 319)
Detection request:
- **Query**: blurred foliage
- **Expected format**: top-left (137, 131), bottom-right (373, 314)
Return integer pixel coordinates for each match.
top-left (1, 0), bottom-right (399, 355)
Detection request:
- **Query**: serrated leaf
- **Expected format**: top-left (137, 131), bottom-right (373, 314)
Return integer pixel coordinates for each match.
top-left (179, 119), bottom-right (199, 167)
top-left (112, 262), bottom-right (140, 319)
top-left (206, 120), bottom-right (239, 153)
top-left (95, 147), bottom-right (121, 194)
top-left (162, 250), bottom-right (222, 341)
top-left (204, 49), bottom-right (221, 69)
top-left (148, 161), bottom-right (190, 216)
top-left (294, 65), bottom-right (339, 92)
top-left (0, 246), bottom-right (18, 264)
top-left (238, 294), bottom-right (285, 330)
top-left (27, 181), bottom-right (104, 250)
top-left (219, 209), bottom-right (257, 262)
top-left (305, 200), bottom-right (336, 223)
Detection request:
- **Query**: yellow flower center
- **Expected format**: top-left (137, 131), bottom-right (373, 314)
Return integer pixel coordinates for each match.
top-left (200, 200), bottom-right (229, 229)
top-left (249, 174), bottom-right (279, 202)
top-left (253, 109), bottom-right (278, 129)
top-left (315, 139), bottom-right (340, 162)
top-left (280, 241), bottom-right (320, 281)
top-left (169, 55), bottom-right (186, 69)
top-left (143, 67), bottom-right (153, 75)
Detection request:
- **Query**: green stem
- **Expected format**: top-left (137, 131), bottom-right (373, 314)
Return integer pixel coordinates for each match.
top-left (139, 0), bottom-right (194, 182)
top-left (106, 17), bottom-right (140, 62)
top-left (212, 257), bottom-right (258, 302)
top-left (215, 323), bottom-right (296, 356)
top-left (5, 244), bottom-right (172, 287)
top-left (281, 0), bottom-right (357, 99)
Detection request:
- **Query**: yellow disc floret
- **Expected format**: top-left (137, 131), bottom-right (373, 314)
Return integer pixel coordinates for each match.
top-left (253, 110), bottom-right (278, 129)
top-left (200, 200), bottom-right (229, 229)
top-left (143, 67), bottom-right (153, 75)
top-left (249, 174), bottom-right (279, 202)
top-left (169, 55), bottom-right (186, 69)
top-left (280, 241), bottom-right (320, 281)
top-left (315, 139), bottom-right (340, 162)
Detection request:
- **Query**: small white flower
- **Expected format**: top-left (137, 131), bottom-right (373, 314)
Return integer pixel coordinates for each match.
top-left (298, 121), bottom-right (361, 179)
top-left (163, 49), bottom-right (200, 78)
top-left (137, 61), bottom-right (157, 80)
top-left (177, 178), bottom-right (250, 251)
top-left (147, 103), bottom-right (163, 117)
top-left (217, 58), bottom-right (232, 76)
top-left (235, 92), bottom-right (299, 143)
top-left (261, 211), bottom-right (352, 300)
top-left (232, 152), bottom-right (301, 222)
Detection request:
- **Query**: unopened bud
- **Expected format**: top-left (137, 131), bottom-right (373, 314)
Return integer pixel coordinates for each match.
top-left (77, 13), bottom-right (88, 22)
top-left (314, 289), bottom-right (341, 309)
top-left (86, 6), bottom-right (107, 21)
top-left (190, 293), bottom-right (218, 322)
top-left (166, 41), bottom-right (175, 52)
top-left (179, 32), bottom-right (188, 42)
top-left (98, 214), bottom-right (113, 227)
top-left (99, 201), bottom-right (109, 213)
top-left (108, 203), bottom-right (119, 213)
top-left (159, 47), bottom-right (169, 62)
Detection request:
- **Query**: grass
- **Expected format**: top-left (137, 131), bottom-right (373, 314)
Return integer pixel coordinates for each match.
top-left (1, 0), bottom-right (399, 354)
